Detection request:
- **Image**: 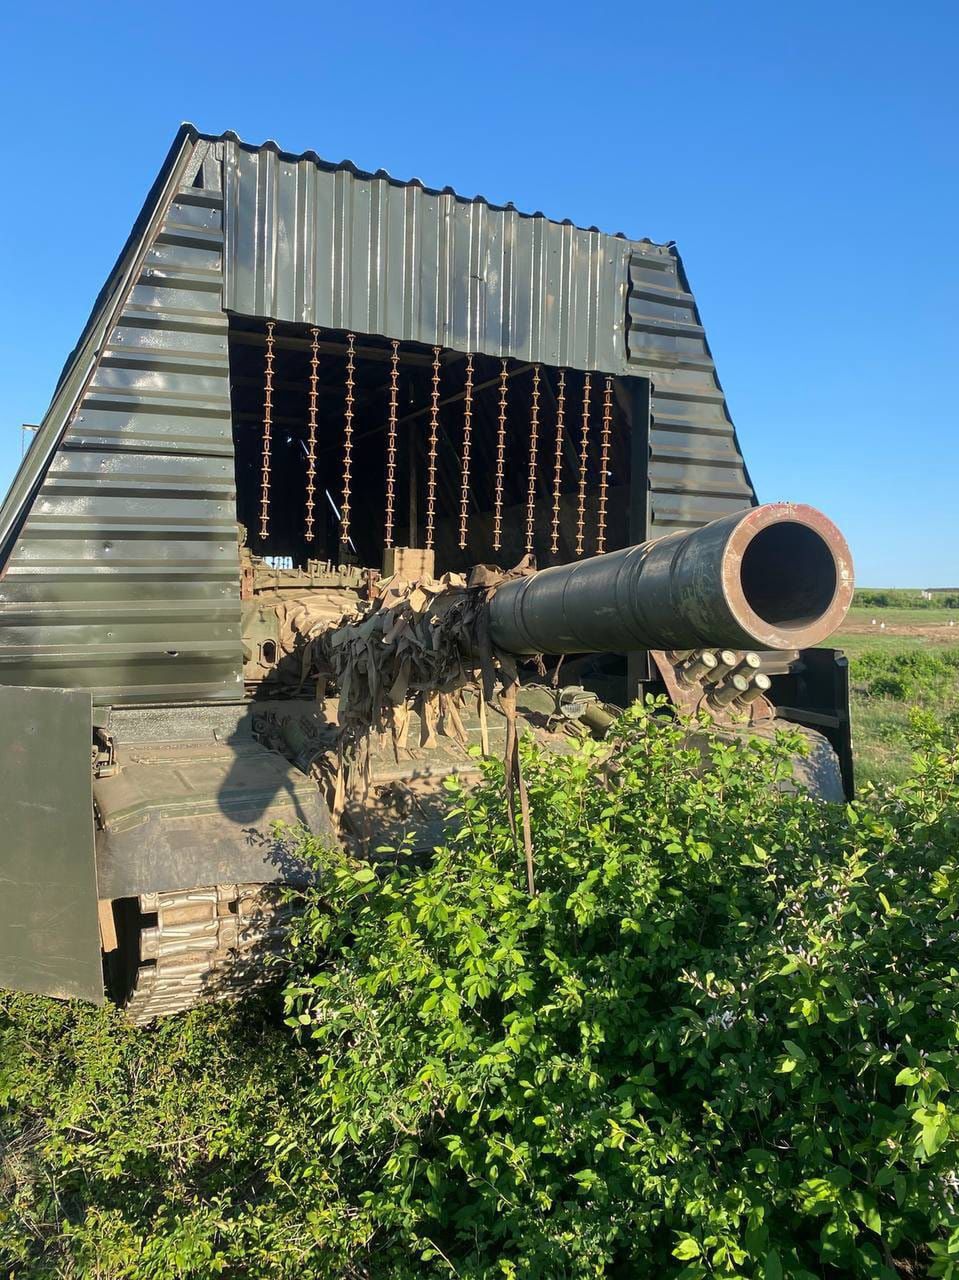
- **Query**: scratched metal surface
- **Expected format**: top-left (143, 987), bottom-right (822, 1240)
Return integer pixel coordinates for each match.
top-left (0, 684), bottom-right (103, 1001)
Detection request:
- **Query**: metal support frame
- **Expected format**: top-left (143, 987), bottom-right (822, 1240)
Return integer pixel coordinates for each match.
top-left (627, 376), bottom-right (652, 698)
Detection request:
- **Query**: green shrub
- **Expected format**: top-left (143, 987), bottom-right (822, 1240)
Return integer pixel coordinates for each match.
top-left (852, 648), bottom-right (959, 701)
top-left (0, 996), bottom-right (371, 1277)
top-left (281, 705), bottom-right (959, 1278)
top-left (3, 707), bottom-right (959, 1278)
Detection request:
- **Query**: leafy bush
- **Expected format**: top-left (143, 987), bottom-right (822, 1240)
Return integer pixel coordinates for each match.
top-left (852, 648), bottom-right (959, 701)
top-left (281, 705), bottom-right (959, 1278)
top-left (0, 996), bottom-right (371, 1277)
top-left (3, 707), bottom-right (959, 1278)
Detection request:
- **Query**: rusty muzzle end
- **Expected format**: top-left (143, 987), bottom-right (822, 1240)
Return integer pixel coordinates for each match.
top-left (486, 501), bottom-right (854, 657)
top-left (720, 503), bottom-right (854, 650)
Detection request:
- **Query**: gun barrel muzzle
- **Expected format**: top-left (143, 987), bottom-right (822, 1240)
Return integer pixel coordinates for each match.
top-left (487, 502), bottom-right (854, 654)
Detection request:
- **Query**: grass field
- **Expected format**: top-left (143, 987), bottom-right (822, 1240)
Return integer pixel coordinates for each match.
top-left (825, 606), bottom-right (959, 786)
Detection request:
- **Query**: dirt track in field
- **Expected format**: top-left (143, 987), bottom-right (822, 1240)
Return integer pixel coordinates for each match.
top-left (842, 620), bottom-right (958, 642)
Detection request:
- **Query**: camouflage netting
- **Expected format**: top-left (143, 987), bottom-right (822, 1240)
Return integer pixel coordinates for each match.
top-left (310, 561), bottom-right (541, 888)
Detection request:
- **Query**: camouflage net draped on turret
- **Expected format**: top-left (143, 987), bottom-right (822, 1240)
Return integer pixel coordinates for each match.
top-left (312, 560), bottom-right (540, 890)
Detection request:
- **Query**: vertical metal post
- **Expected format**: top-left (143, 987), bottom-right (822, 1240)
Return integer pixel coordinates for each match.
top-left (384, 340), bottom-right (400, 548)
top-left (575, 373), bottom-right (592, 556)
top-left (258, 320), bottom-right (275, 542)
top-left (304, 327), bottom-right (319, 542)
top-left (425, 346), bottom-right (441, 551)
top-left (493, 360), bottom-right (508, 552)
top-left (628, 377), bottom-right (651, 545)
top-left (340, 334), bottom-right (356, 548)
top-left (596, 376), bottom-right (613, 554)
top-left (627, 376), bottom-right (653, 699)
top-left (550, 370), bottom-right (566, 555)
top-left (458, 354), bottom-right (474, 550)
top-left (525, 365), bottom-right (541, 556)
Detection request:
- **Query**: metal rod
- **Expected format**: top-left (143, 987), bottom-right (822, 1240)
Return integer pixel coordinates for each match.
top-left (575, 373), bottom-right (592, 556)
top-left (526, 365), bottom-right (541, 555)
top-left (229, 328), bottom-right (434, 365)
top-left (596, 376), bottom-right (613, 554)
top-left (425, 347), bottom-right (441, 550)
top-left (384, 339), bottom-right (400, 549)
top-left (304, 328), bottom-right (319, 542)
top-left (389, 361), bottom-right (534, 432)
top-left (550, 370), bottom-right (566, 554)
top-left (258, 321), bottom-right (276, 541)
top-left (340, 333), bottom-right (355, 547)
top-left (493, 360), bottom-right (509, 552)
top-left (459, 353), bottom-right (474, 550)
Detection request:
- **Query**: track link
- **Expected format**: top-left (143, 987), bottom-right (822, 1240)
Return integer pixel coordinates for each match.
top-left (122, 883), bottom-right (292, 1024)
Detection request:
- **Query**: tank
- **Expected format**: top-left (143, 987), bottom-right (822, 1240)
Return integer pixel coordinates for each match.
top-left (0, 127), bottom-right (856, 1020)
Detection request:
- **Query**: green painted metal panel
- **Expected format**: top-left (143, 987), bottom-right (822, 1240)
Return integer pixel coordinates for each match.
top-left (0, 685), bottom-right (103, 1002)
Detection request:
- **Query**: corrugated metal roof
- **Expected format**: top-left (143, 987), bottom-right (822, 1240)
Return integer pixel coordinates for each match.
top-left (220, 137), bottom-right (632, 373)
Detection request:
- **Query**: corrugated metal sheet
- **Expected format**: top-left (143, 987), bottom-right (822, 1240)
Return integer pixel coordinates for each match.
top-left (0, 140), bottom-right (244, 704)
top-left (221, 139), bottom-right (631, 373)
top-left (625, 242), bottom-right (756, 537)
top-left (218, 135), bottom-right (755, 536)
top-left (0, 126), bottom-right (757, 707)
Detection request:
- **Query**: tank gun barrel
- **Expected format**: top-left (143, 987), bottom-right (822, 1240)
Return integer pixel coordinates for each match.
top-left (487, 503), bottom-right (853, 655)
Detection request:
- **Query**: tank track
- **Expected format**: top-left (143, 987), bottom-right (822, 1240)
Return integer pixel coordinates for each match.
top-left (121, 883), bottom-right (293, 1024)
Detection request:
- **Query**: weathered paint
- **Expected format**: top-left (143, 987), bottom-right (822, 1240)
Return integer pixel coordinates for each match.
top-left (0, 685), bottom-right (103, 1002)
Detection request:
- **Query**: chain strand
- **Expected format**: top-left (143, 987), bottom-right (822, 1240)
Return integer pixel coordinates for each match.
top-left (575, 373), bottom-right (592, 556)
top-left (493, 360), bottom-right (508, 551)
top-left (304, 327), bottom-right (319, 542)
top-left (525, 365), bottom-right (541, 555)
top-left (458, 353), bottom-right (474, 550)
top-left (339, 333), bottom-right (355, 547)
top-left (425, 346), bottom-right (441, 550)
top-left (550, 370), bottom-right (566, 554)
top-left (258, 321), bottom-right (275, 541)
top-left (384, 340), bottom-right (400, 548)
top-left (596, 376), bottom-right (613, 554)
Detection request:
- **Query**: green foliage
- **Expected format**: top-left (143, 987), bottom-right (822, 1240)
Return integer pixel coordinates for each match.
top-left (0, 996), bottom-right (372, 1277)
top-left (855, 589), bottom-right (959, 610)
top-left (280, 705), bottom-right (959, 1278)
top-left (3, 706), bottom-right (959, 1277)
top-left (852, 647), bottom-right (959, 702)
top-left (844, 644), bottom-right (959, 787)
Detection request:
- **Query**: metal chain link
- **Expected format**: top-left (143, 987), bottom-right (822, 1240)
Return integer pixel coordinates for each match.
top-left (576, 373), bottom-right (592, 556)
top-left (304, 327), bottom-right (319, 542)
top-left (340, 333), bottom-right (356, 547)
top-left (550, 369), bottom-right (566, 554)
top-left (384, 339), bottom-right (400, 548)
top-left (425, 346), bottom-right (441, 550)
top-left (458, 353), bottom-right (474, 550)
top-left (525, 364), bottom-right (541, 555)
top-left (258, 321), bottom-right (276, 541)
top-left (493, 360), bottom-right (508, 551)
top-left (596, 375), bottom-right (613, 554)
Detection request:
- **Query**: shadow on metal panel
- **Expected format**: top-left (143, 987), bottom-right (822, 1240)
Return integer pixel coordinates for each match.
top-left (0, 686), bottom-right (103, 1002)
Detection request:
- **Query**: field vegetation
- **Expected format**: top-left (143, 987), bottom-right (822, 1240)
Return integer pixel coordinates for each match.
top-left (2, 706), bottom-right (959, 1278)
top-left (829, 600), bottom-right (959, 786)
top-left (854, 589), bottom-right (959, 611)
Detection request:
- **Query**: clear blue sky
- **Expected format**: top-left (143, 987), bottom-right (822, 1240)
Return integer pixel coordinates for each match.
top-left (1, 1), bottom-right (956, 586)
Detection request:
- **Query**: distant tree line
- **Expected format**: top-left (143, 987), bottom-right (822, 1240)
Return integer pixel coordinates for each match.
top-left (855, 587), bottom-right (959, 609)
